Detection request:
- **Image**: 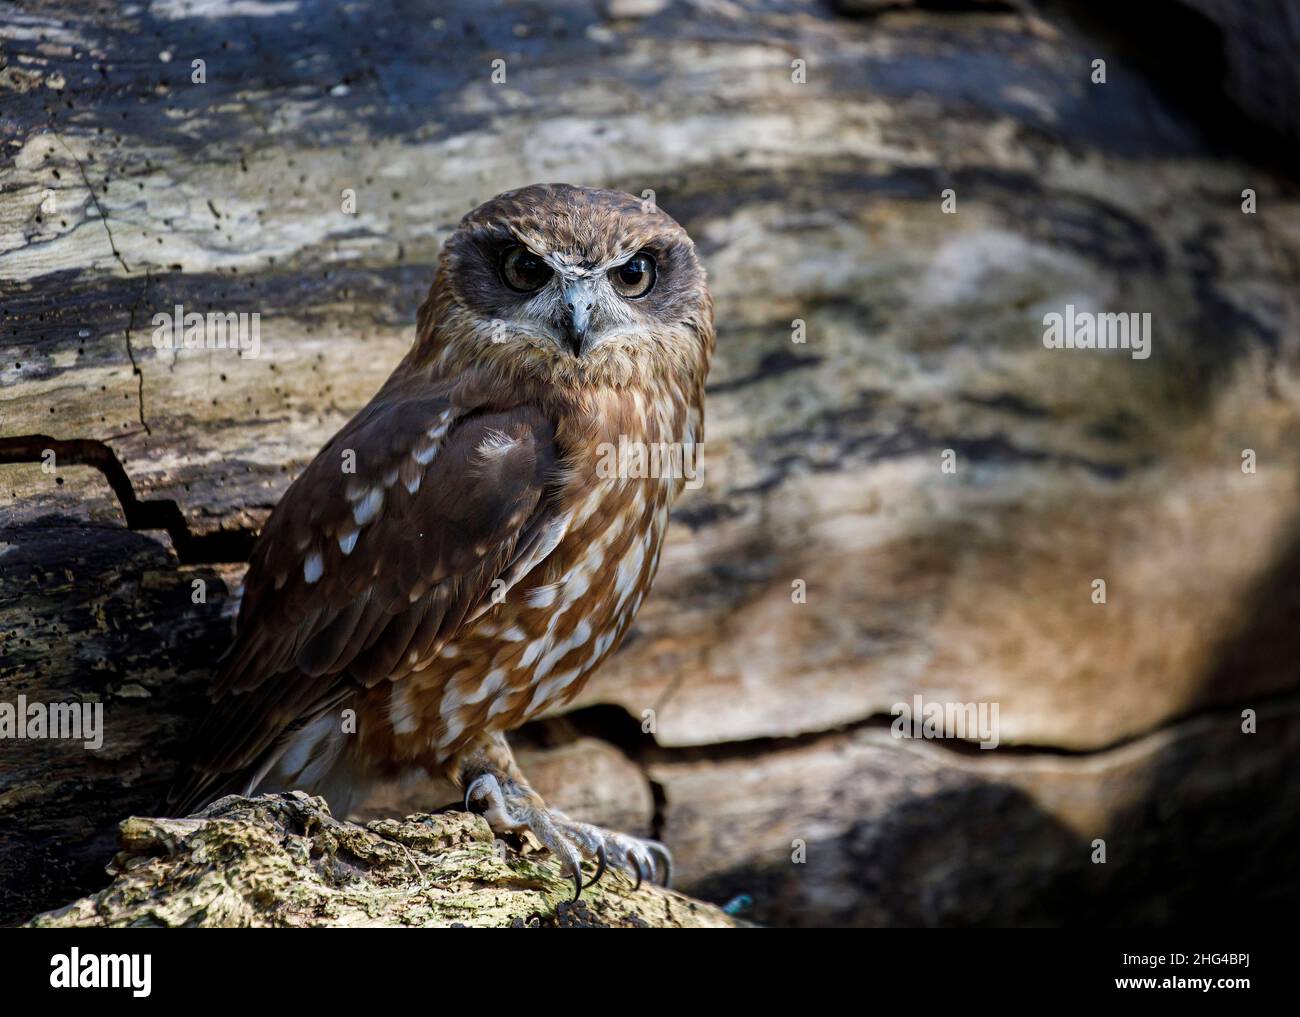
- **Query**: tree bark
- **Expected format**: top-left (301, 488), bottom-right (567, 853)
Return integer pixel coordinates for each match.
top-left (3, 0), bottom-right (1300, 926)
top-left (27, 792), bottom-right (738, 928)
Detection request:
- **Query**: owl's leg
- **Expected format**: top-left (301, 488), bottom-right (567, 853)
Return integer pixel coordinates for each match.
top-left (452, 732), bottom-right (671, 900)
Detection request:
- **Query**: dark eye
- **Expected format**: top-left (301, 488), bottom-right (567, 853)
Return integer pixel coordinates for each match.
top-left (609, 251), bottom-right (656, 298)
top-left (500, 245), bottom-right (552, 292)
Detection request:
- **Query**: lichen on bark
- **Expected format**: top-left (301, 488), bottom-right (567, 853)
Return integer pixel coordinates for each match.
top-left (28, 792), bottom-right (737, 929)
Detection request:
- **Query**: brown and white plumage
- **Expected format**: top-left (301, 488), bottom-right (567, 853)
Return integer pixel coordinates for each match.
top-left (170, 184), bottom-right (714, 890)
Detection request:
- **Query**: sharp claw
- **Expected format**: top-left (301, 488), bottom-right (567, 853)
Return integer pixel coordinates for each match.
top-left (464, 785), bottom-right (665, 902)
top-left (648, 842), bottom-right (673, 887)
top-left (582, 843), bottom-right (608, 890)
top-left (463, 773), bottom-right (488, 813)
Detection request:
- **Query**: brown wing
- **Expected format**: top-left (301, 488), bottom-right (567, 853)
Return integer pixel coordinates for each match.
top-left (169, 387), bottom-right (561, 812)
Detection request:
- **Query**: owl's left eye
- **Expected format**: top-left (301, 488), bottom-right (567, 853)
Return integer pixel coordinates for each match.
top-left (500, 246), bottom-right (553, 293)
top-left (609, 251), bottom-right (656, 298)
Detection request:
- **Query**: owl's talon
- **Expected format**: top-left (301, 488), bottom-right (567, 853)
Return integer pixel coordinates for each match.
top-left (556, 820), bottom-right (673, 895)
top-left (646, 840), bottom-right (673, 887)
top-left (463, 773), bottom-right (494, 813)
top-left (457, 751), bottom-right (671, 901)
top-left (583, 842), bottom-right (609, 890)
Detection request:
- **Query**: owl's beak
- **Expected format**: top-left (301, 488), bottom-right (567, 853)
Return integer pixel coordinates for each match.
top-left (560, 277), bottom-right (598, 355)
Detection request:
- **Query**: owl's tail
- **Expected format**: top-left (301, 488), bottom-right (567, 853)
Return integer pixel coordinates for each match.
top-left (163, 681), bottom-right (355, 817)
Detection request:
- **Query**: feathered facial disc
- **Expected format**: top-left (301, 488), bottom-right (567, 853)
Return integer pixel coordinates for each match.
top-left (434, 183), bottom-right (711, 384)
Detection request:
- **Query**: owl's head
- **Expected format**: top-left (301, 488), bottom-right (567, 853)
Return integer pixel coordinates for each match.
top-left (417, 184), bottom-right (713, 391)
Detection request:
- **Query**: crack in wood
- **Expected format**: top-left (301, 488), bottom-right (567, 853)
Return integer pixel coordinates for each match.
top-left (122, 270), bottom-right (152, 435)
top-left (51, 130), bottom-right (153, 434)
top-left (0, 434), bottom-right (255, 564)
top-left (558, 689), bottom-right (1299, 770)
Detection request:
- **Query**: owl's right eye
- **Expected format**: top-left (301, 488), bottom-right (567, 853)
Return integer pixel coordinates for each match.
top-left (500, 246), bottom-right (553, 293)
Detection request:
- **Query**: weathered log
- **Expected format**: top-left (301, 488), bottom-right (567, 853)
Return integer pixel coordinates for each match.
top-left (27, 792), bottom-right (737, 928)
top-left (3, 0), bottom-right (1300, 927)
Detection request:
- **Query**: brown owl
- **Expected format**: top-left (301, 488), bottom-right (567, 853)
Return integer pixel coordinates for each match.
top-left (170, 183), bottom-right (714, 896)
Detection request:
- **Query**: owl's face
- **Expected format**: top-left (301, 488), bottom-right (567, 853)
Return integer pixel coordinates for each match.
top-left (422, 184), bottom-right (713, 390)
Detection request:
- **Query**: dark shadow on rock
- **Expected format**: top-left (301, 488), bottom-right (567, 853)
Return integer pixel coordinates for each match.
top-left (684, 712), bottom-right (1298, 927)
top-left (685, 782), bottom-right (1090, 927)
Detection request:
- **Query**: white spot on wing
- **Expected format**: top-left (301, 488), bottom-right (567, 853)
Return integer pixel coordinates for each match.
top-left (474, 428), bottom-right (519, 462)
top-left (353, 487), bottom-right (383, 525)
top-left (303, 552), bottom-right (324, 584)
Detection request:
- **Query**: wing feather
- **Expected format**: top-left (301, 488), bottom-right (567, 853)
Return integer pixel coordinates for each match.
top-left (168, 388), bottom-right (562, 813)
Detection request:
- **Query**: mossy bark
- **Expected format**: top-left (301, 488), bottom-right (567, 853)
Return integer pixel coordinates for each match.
top-left (29, 792), bottom-right (738, 928)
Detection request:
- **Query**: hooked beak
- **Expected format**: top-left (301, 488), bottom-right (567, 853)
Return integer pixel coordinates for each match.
top-left (560, 277), bottom-right (598, 355)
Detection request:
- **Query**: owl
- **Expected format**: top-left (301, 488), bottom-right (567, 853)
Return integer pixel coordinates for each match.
top-left (170, 184), bottom-right (715, 896)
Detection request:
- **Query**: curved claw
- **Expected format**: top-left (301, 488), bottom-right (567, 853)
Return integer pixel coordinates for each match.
top-left (582, 843), bottom-right (609, 890)
top-left (647, 841), bottom-right (673, 888)
top-left (570, 866), bottom-right (583, 903)
top-left (629, 852), bottom-right (646, 891)
top-left (463, 773), bottom-right (490, 813)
